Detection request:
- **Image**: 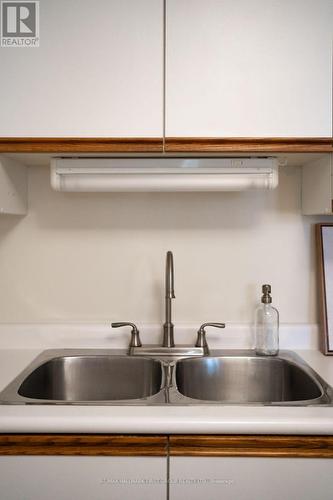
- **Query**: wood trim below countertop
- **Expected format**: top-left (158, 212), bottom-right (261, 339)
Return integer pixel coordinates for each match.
top-left (1, 435), bottom-right (333, 458)
top-left (165, 137), bottom-right (333, 153)
top-left (0, 434), bottom-right (168, 456)
top-left (0, 138), bottom-right (163, 153)
top-left (169, 435), bottom-right (333, 458)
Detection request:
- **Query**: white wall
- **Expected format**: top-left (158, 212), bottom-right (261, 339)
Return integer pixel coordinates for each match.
top-left (0, 165), bottom-right (328, 324)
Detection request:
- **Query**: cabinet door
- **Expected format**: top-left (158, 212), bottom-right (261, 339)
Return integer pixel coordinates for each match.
top-left (170, 457), bottom-right (333, 500)
top-left (0, 0), bottom-right (163, 137)
top-left (0, 456), bottom-right (166, 500)
top-left (166, 0), bottom-right (333, 138)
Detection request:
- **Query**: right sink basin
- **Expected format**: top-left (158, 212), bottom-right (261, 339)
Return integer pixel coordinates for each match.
top-left (175, 355), bottom-right (327, 404)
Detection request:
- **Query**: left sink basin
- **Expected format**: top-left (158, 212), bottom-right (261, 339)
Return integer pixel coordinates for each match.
top-left (1, 352), bottom-right (163, 403)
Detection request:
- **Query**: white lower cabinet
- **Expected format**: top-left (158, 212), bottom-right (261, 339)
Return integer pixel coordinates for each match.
top-left (2, 455), bottom-right (333, 499)
top-left (170, 457), bottom-right (333, 500)
top-left (0, 456), bottom-right (167, 500)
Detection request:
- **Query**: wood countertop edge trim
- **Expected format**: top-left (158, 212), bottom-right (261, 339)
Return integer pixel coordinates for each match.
top-left (169, 449), bottom-right (333, 458)
top-left (169, 435), bottom-right (333, 458)
top-left (0, 435), bottom-right (333, 458)
top-left (0, 434), bottom-right (168, 457)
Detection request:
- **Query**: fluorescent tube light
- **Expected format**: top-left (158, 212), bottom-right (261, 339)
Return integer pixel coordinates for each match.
top-left (51, 158), bottom-right (279, 192)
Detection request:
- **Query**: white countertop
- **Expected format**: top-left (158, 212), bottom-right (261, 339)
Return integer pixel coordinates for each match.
top-left (1, 346), bottom-right (333, 435)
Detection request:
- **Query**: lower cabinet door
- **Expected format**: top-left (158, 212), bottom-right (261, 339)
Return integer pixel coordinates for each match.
top-left (0, 456), bottom-right (167, 500)
top-left (170, 457), bottom-right (333, 500)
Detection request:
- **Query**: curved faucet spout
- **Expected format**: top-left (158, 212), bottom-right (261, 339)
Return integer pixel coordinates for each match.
top-left (163, 251), bottom-right (175, 347)
top-left (165, 251), bottom-right (175, 299)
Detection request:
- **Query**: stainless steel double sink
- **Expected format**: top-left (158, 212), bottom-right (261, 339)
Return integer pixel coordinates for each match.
top-left (1, 349), bottom-right (332, 406)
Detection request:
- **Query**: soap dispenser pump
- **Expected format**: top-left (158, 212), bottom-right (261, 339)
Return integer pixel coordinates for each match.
top-left (255, 284), bottom-right (279, 356)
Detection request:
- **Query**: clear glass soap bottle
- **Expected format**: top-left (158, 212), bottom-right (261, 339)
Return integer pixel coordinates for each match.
top-left (255, 284), bottom-right (279, 356)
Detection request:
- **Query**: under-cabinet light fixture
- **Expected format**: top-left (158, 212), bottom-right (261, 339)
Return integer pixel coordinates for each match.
top-left (50, 158), bottom-right (279, 192)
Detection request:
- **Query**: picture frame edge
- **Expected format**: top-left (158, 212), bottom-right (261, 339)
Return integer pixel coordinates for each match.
top-left (316, 223), bottom-right (333, 355)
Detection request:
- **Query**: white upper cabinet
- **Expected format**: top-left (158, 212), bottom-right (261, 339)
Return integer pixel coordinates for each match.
top-left (166, 0), bottom-right (333, 138)
top-left (0, 0), bottom-right (163, 137)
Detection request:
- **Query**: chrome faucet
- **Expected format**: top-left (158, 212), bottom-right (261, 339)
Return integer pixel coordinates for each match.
top-left (112, 250), bottom-right (226, 357)
top-left (162, 251), bottom-right (175, 347)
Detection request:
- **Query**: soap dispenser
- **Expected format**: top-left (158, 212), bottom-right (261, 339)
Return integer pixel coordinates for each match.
top-left (255, 284), bottom-right (279, 356)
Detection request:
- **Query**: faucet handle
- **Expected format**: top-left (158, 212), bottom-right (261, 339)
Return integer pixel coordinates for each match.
top-left (195, 322), bottom-right (226, 353)
top-left (111, 322), bottom-right (142, 348)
